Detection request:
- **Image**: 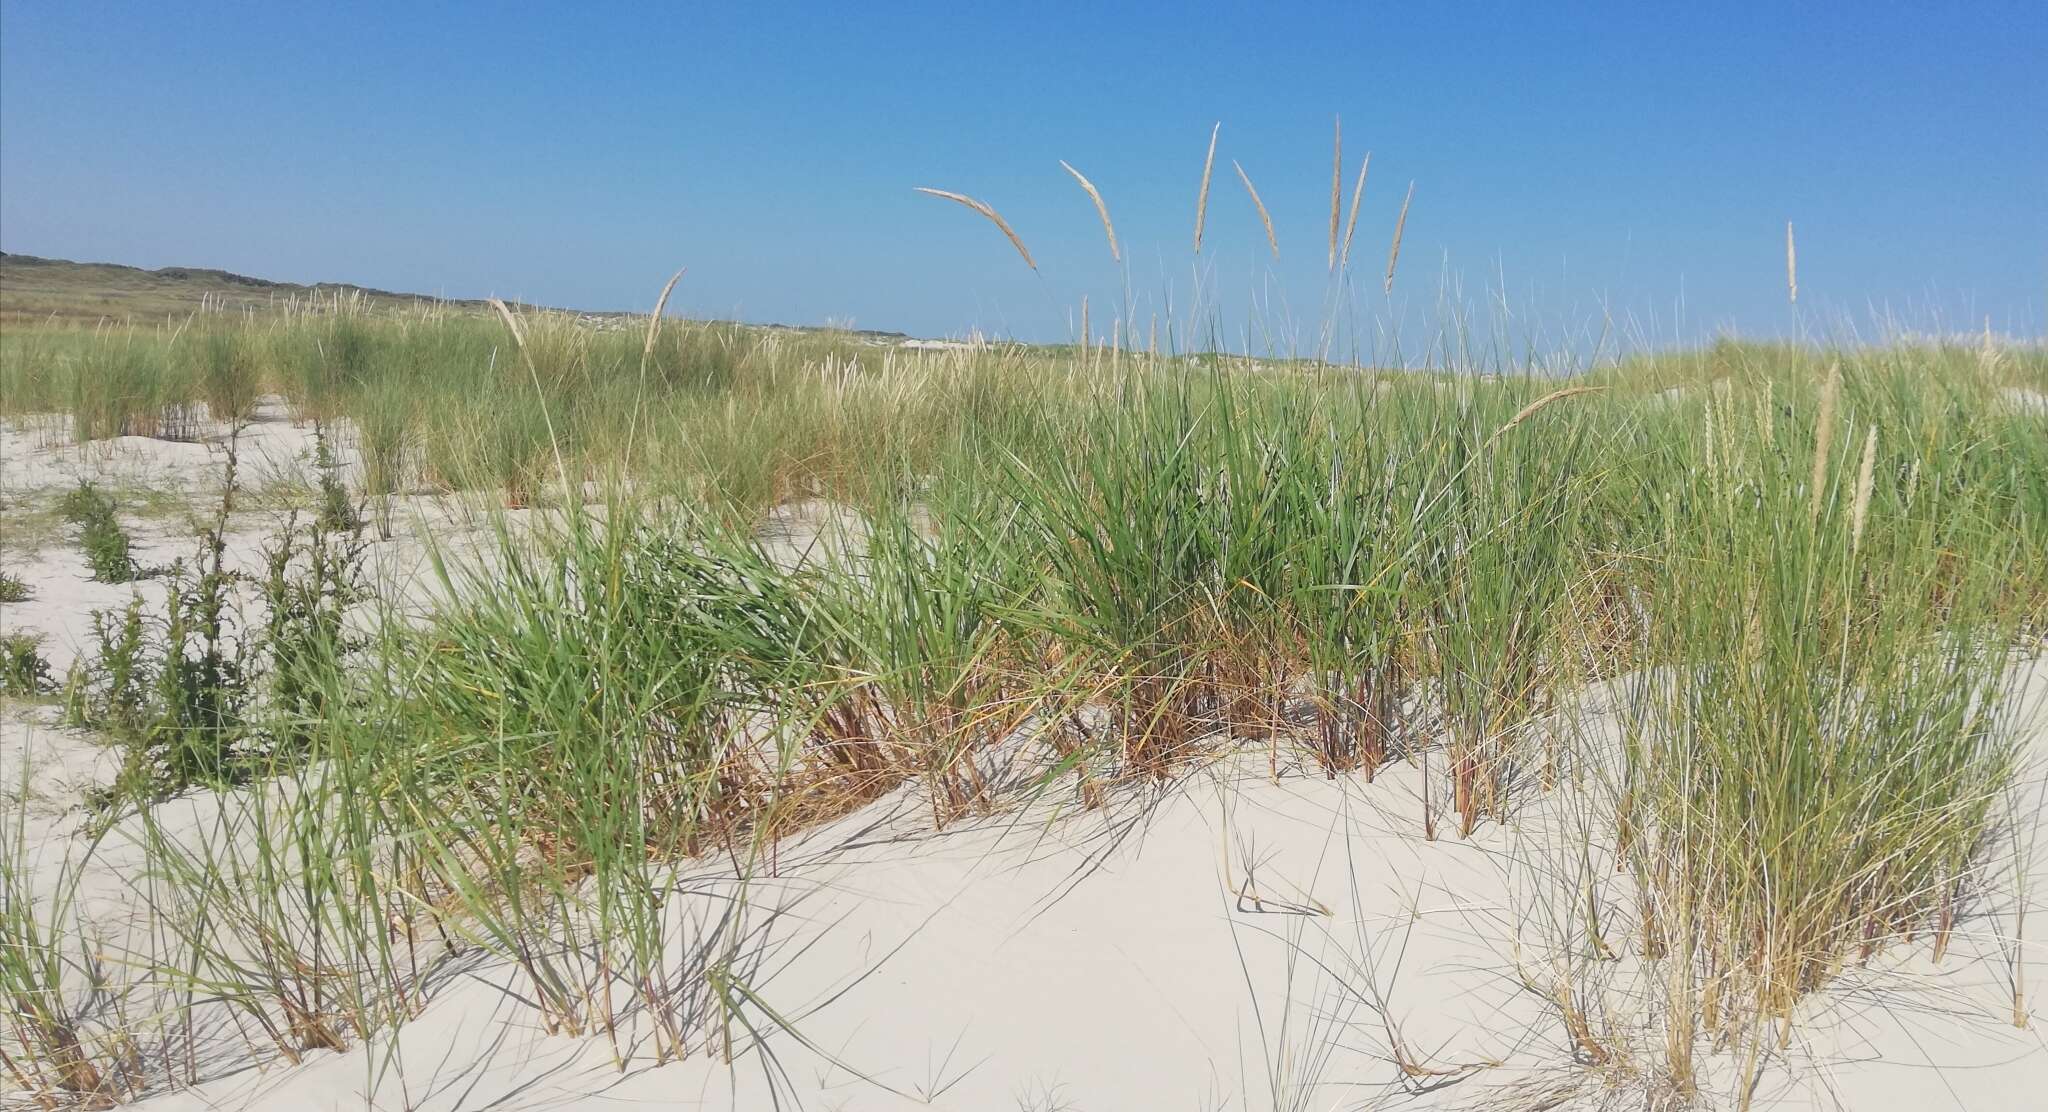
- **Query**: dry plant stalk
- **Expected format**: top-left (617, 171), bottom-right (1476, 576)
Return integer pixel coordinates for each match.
top-left (1080, 295), bottom-right (1090, 360)
top-left (914, 187), bottom-right (1037, 270)
top-left (1385, 181), bottom-right (1414, 294)
top-left (1485, 386), bottom-right (1605, 447)
top-left (1786, 221), bottom-right (1798, 304)
top-left (1059, 160), bottom-right (1120, 263)
top-left (1233, 160), bottom-right (1279, 259)
top-left (1194, 122), bottom-right (1220, 254)
top-left (1850, 425), bottom-right (1877, 552)
top-left (1341, 151), bottom-right (1371, 269)
top-left (1328, 115), bottom-right (1342, 270)
top-left (1809, 362), bottom-right (1841, 520)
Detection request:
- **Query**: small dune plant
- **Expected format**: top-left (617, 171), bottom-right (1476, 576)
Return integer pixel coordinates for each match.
top-left (60, 482), bottom-right (141, 583)
top-left (1, 631), bottom-right (53, 696)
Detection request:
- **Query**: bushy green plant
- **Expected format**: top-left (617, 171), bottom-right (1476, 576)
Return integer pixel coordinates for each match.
top-left (0, 631), bottom-right (53, 696)
top-left (257, 506), bottom-right (367, 752)
top-left (310, 423), bottom-right (364, 534)
top-left (59, 482), bottom-right (139, 583)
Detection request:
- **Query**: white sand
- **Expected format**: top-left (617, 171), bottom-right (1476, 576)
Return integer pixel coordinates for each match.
top-left (5, 412), bottom-right (2047, 1111)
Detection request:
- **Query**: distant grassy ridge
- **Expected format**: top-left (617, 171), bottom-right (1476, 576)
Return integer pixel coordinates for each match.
top-left (0, 251), bottom-right (532, 322)
top-left (0, 253), bottom-right (912, 344)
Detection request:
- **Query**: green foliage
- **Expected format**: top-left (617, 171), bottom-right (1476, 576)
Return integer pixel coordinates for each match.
top-left (311, 424), bottom-right (364, 534)
top-left (59, 482), bottom-right (139, 583)
top-left (258, 507), bottom-right (367, 752)
top-left (0, 631), bottom-right (53, 696)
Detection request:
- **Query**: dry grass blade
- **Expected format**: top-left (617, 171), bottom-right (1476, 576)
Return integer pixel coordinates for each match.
top-left (1059, 160), bottom-right (1120, 263)
top-left (914, 187), bottom-right (1037, 270)
top-left (1809, 361), bottom-right (1840, 520)
top-left (1341, 151), bottom-right (1370, 269)
top-left (1484, 386), bottom-right (1605, 447)
top-left (1233, 160), bottom-right (1279, 259)
top-left (1194, 122), bottom-right (1220, 254)
top-left (1786, 221), bottom-right (1798, 304)
top-left (1328, 116), bottom-right (1342, 270)
top-left (1385, 181), bottom-right (1414, 294)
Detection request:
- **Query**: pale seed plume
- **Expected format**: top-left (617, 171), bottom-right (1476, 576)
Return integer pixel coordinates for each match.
top-left (1060, 160), bottom-right (1120, 263)
top-left (1809, 361), bottom-right (1841, 520)
top-left (488, 296), bottom-right (527, 351)
top-left (914, 187), bottom-right (1037, 270)
top-left (1484, 386), bottom-right (1605, 448)
top-left (1786, 221), bottom-right (1798, 304)
top-left (1328, 116), bottom-right (1342, 270)
top-left (1340, 151), bottom-right (1371, 269)
top-left (1233, 160), bottom-right (1279, 259)
top-left (1384, 181), bottom-right (1414, 295)
top-left (1194, 122), bottom-right (1220, 254)
top-left (642, 269), bottom-right (684, 365)
top-left (1850, 425), bottom-right (1878, 553)
top-left (628, 268), bottom-right (684, 467)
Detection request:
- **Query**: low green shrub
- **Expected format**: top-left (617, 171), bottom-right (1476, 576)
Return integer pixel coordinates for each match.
top-left (0, 631), bottom-right (53, 696)
top-left (59, 482), bottom-right (140, 583)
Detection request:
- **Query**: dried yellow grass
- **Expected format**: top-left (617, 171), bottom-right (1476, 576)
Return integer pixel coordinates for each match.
top-left (1786, 221), bottom-right (1798, 304)
top-left (1233, 160), bottom-right (1279, 259)
top-left (914, 187), bottom-right (1037, 270)
top-left (1850, 425), bottom-right (1878, 553)
top-left (1340, 151), bottom-right (1370, 270)
top-left (1080, 295), bottom-right (1090, 358)
top-left (1980, 315), bottom-right (2002, 374)
top-left (1328, 116), bottom-right (1342, 270)
top-left (1484, 386), bottom-right (1605, 447)
top-left (1059, 160), bottom-right (1120, 263)
top-left (1809, 361), bottom-right (1841, 520)
top-left (1194, 122), bottom-right (1220, 254)
top-left (1385, 181), bottom-right (1414, 294)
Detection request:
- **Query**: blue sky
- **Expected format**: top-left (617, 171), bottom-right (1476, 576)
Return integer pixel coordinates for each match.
top-left (3, 2), bottom-right (2043, 351)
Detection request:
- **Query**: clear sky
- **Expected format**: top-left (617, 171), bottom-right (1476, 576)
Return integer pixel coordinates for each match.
top-left (3, 2), bottom-right (2043, 351)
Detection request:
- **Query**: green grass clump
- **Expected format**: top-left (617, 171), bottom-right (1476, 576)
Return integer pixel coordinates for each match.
top-left (59, 482), bottom-right (140, 582)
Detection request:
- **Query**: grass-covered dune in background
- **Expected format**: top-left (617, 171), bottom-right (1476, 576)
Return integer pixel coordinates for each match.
top-left (2, 297), bottom-right (2046, 1108)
